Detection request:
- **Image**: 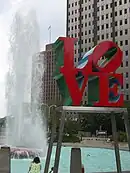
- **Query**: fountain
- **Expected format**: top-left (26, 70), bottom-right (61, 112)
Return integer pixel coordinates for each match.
top-left (4, 4), bottom-right (47, 159)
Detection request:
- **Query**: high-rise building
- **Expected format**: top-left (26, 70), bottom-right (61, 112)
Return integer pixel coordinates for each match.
top-left (42, 44), bottom-right (61, 105)
top-left (66, 0), bottom-right (130, 102)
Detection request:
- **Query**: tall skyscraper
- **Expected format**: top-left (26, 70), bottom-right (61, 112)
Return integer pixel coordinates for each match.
top-left (42, 44), bottom-right (61, 105)
top-left (66, 0), bottom-right (130, 102)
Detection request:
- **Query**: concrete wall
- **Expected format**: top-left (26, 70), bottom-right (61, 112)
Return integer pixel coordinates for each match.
top-left (70, 148), bottom-right (82, 173)
top-left (0, 147), bottom-right (10, 173)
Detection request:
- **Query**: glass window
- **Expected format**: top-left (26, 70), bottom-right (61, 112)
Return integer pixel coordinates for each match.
top-left (125, 50), bottom-right (128, 56)
top-left (126, 61), bottom-right (128, 66)
top-left (126, 95), bottom-right (129, 101)
top-left (126, 83), bottom-right (129, 89)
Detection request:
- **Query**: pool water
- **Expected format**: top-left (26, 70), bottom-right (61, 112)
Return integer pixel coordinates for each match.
top-left (11, 147), bottom-right (130, 173)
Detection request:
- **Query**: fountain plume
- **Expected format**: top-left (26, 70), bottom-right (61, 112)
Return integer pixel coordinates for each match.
top-left (5, 7), bottom-right (47, 157)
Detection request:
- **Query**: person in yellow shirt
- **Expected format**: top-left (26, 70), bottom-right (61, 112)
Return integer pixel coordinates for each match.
top-left (28, 157), bottom-right (41, 173)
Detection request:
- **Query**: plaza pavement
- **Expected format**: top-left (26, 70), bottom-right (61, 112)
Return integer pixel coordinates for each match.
top-left (54, 137), bottom-right (129, 151)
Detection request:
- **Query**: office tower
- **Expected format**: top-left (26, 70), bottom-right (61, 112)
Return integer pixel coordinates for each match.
top-left (66, 0), bottom-right (130, 102)
top-left (42, 44), bottom-right (61, 105)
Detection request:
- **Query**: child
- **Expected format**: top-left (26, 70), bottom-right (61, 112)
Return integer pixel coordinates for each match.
top-left (28, 157), bottom-right (41, 173)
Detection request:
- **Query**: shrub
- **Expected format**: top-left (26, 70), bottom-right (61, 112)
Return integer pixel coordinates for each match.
top-left (62, 134), bottom-right (80, 143)
top-left (118, 131), bottom-right (127, 142)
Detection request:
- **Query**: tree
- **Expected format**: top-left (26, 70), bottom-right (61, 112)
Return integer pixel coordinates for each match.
top-left (79, 112), bottom-right (125, 136)
top-left (64, 118), bottom-right (79, 135)
top-left (124, 101), bottom-right (130, 122)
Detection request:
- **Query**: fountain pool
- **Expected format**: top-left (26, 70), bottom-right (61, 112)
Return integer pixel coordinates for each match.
top-left (11, 147), bottom-right (130, 173)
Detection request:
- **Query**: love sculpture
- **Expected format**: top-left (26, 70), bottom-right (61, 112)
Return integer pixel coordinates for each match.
top-left (53, 37), bottom-right (123, 107)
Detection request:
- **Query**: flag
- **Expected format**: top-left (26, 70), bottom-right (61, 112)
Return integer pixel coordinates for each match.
top-left (48, 26), bottom-right (51, 30)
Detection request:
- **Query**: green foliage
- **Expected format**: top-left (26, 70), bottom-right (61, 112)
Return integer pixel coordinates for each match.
top-left (64, 119), bottom-right (80, 135)
top-left (118, 131), bottom-right (127, 142)
top-left (54, 117), bottom-right (80, 142)
top-left (62, 134), bottom-right (80, 143)
top-left (124, 101), bottom-right (130, 123)
top-left (124, 101), bottom-right (130, 108)
top-left (79, 113), bottom-right (125, 136)
top-left (48, 101), bottom-right (130, 142)
top-left (79, 114), bottom-right (111, 134)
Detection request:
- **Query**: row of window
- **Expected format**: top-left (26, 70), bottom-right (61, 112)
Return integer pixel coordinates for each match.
top-left (98, 34), bottom-right (129, 43)
top-left (99, 19), bottom-right (128, 29)
top-left (44, 96), bottom-right (60, 101)
top-left (68, 0), bottom-right (128, 8)
top-left (68, 14), bottom-right (128, 26)
top-left (99, 9), bottom-right (128, 21)
top-left (70, 29), bottom-right (129, 46)
top-left (98, 0), bottom-right (128, 5)
top-left (82, 34), bottom-right (129, 45)
top-left (69, 6), bottom-right (128, 16)
top-left (69, 20), bottom-right (129, 34)
top-left (97, 4), bottom-right (128, 12)
top-left (69, 28), bottom-right (129, 41)
top-left (121, 60), bottom-right (129, 67)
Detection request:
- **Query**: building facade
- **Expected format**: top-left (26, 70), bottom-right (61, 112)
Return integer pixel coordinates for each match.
top-left (66, 0), bottom-right (130, 102)
top-left (42, 44), bottom-right (61, 105)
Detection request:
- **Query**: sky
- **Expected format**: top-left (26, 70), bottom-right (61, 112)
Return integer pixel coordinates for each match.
top-left (0, 0), bottom-right (66, 117)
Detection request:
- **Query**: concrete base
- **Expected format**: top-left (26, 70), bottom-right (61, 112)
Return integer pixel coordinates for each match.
top-left (70, 148), bottom-right (82, 173)
top-left (0, 147), bottom-right (10, 173)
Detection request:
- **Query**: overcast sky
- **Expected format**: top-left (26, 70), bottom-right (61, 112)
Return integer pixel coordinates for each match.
top-left (0, 0), bottom-right (66, 117)
top-left (0, 0), bottom-right (66, 47)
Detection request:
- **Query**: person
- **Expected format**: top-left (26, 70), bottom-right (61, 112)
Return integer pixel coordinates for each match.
top-left (82, 164), bottom-right (85, 173)
top-left (28, 157), bottom-right (41, 173)
top-left (49, 167), bottom-right (54, 173)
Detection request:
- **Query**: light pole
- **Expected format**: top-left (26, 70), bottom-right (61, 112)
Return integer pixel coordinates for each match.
top-left (41, 103), bottom-right (57, 130)
top-left (48, 105), bottom-right (56, 117)
top-left (44, 104), bottom-right (57, 173)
